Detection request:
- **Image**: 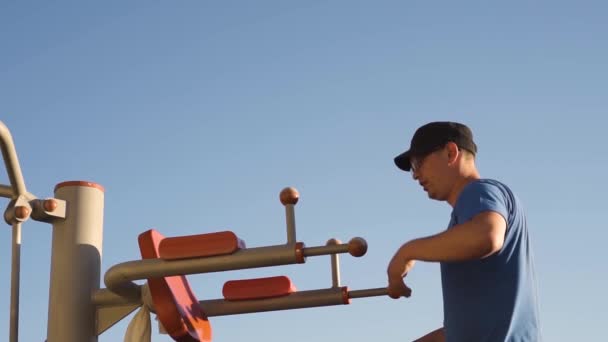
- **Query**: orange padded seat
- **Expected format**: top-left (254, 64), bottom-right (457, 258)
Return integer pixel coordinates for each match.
top-left (222, 276), bottom-right (297, 301)
top-left (159, 231), bottom-right (245, 260)
top-left (138, 229), bottom-right (212, 342)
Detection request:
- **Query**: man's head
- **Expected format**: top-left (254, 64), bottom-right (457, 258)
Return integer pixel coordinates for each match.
top-left (394, 121), bottom-right (479, 202)
top-left (394, 122), bottom-right (477, 171)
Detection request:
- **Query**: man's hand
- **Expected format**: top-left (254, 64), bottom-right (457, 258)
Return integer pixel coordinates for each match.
top-left (387, 247), bottom-right (415, 299)
top-left (387, 276), bottom-right (412, 299)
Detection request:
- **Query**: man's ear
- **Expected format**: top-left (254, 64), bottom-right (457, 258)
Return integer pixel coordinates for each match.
top-left (446, 142), bottom-right (460, 165)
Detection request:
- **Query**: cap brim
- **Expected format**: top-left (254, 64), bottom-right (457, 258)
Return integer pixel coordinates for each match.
top-left (394, 150), bottom-right (412, 171)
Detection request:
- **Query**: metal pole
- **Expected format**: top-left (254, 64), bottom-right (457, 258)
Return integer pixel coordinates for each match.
top-left (199, 287), bottom-right (349, 316)
top-left (0, 184), bottom-right (13, 198)
top-left (279, 187), bottom-right (299, 244)
top-left (348, 287), bottom-right (388, 298)
top-left (197, 286), bottom-right (390, 317)
top-left (0, 121), bottom-right (27, 196)
top-left (103, 239), bottom-right (362, 300)
top-left (0, 184), bottom-right (35, 200)
top-left (302, 244), bottom-right (349, 257)
top-left (327, 239), bottom-right (341, 287)
top-left (0, 121), bottom-right (31, 342)
top-left (9, 223), bottom-right (21, 342)
top-left (285, 204), bottom-right (296, 244)
top-left (47, 181), bottom-right (104, 342)
top-left (93, 285), bottom-right (389, 318)
top-left (104, 244), bottom-right (301, 299)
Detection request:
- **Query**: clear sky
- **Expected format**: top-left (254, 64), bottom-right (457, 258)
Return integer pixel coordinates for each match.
top-left (0, 1), bottom-right (606, 341)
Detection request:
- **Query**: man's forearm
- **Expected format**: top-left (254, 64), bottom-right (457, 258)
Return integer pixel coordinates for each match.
top-left (398, 212), bottom-right (506, 263)
top-left (414, 327), bottom-right (445, 342)
top-left (401, 227), bottom-right (489, 262)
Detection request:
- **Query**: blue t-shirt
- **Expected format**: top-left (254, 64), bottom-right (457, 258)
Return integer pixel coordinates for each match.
top-left (441, 179), bottom-right (542, 341)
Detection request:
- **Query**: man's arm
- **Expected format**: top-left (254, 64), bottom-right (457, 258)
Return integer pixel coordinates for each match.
top-left (387, 211), bottom-right (506, 295)
top-left (414, 327), bottom-right (445, 342)
top-left (395, 211), bottom-right (506, 264)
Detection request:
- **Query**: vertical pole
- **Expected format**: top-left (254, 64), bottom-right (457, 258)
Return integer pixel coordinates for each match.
top-left (9, 223), bottom-right (21, 342)
top-left (0, 120), bottom-right (28, 342)
top-left (47, 181), bottom-right (104, 342)
top-left (285, 204), bottom-right (296, 245)
top-left (327, 239), bottom-right (341, 288)
top-left (279, 187), bottom-right (299, 245)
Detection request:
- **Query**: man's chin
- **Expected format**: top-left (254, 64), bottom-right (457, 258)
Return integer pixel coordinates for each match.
top-left (427, 192), bottom-right (441, 201)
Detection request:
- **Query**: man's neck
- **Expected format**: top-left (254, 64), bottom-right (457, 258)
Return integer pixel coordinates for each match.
top-left (447, 170), bottom-right (481, 207)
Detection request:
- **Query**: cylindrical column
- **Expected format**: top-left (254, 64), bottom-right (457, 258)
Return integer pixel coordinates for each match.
top-left (47, 181), bottom-right (104, 342)
top-left (9, 223), bottom-right (21, 342)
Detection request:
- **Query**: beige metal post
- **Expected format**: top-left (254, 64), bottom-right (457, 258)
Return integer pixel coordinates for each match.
top-left (47, 181), bottom-right (104, 342)
top-left (0, 120), bottom-right (30, 342)
top-left (280, 187), bottom-right (299, 244)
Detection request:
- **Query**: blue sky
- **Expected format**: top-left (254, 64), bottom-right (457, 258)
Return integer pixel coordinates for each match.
top-left (0, 1), bottom-right (606, 341)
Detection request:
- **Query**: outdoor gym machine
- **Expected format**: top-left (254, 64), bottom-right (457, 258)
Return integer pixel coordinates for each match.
top-left (0, 120), bottom-right (390, 342)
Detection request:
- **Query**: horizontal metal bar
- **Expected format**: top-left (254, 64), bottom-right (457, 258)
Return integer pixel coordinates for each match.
top-left (92, 288), bottom-right (142, 307)
top-left (103, 241), bottom-right (361, 302)
top-left (0, 184), bottom-right (12, 198)
top-left (302, 244), bottom-right (349, 257)
top-left (348, 287), bottom-right (388, 299)
top-left (104, 244), bottom-right (300, 299)
top-left (200, 287), bottom-right (348, 316)
top-left (93, 285), bottom-right (389, 316)
top-left (0, 184), bottom-right (36, 200)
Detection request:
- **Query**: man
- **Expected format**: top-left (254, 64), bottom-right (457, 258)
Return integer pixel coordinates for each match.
top-left (387, 122), bottom-right (542, 341)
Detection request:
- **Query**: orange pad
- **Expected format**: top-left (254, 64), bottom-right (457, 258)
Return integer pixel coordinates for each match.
top-left (222, 275), bottom-right (297, 301)
top-left (159, 231), bottom-right (246, 260)
top-left (138, 229), bottom-right (212, 342)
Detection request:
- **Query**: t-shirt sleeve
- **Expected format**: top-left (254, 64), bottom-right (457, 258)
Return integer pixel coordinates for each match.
top-left (454, 181), bottom-right (509, 224)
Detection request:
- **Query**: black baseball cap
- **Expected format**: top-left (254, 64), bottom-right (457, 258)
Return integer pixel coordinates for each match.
top-left (394, 121), bottom-right (478, 171)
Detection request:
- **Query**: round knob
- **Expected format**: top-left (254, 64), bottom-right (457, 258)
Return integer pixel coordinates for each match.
top-left (326, 238), bottom-right (341, 246)
top-left (43, 199), bottom-right (58, 212)
top-left (279, 187), bottom-right (299, 205)
top-left (348, 237), bottom-right (367, 257)
top-left (14, 206), bottom-right (30, 220)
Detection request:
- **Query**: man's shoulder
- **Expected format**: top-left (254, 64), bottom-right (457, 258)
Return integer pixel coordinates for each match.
top-left (459, 178), bottom-right (510, 202)
top-left (453, 178), bottom-right (514, 222)
top-left (467, 178), bottom-right (509, 190)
